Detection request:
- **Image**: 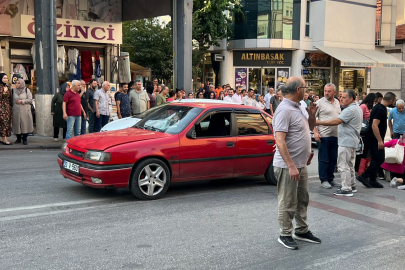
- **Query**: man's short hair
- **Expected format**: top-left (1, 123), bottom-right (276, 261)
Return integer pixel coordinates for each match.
top-left (128, 81), bottom-right (135, 88)
top-left (120, 82), bottom-right (128, 88)
top-left (324, 83), bottom-right (336, 91)
top-left (282, 79), bottom-right (303, 96)
top-left (396, 99), bottom-right (405, 106)
top-left (102, 81), bottom-right (109, 87)
top-left (343, 89), bottom-right (356, 100)
top-left (383, 92), bottom-right (396, 102)
top-left (89, 79), bottom-right (97, 85)
top-left (241, 89), bottom-right (247, 94)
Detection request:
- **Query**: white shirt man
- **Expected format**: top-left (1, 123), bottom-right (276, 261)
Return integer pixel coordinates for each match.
top-left (224, 90), bottom-right (234, 103)
top-left (232, 87), bottom-right (243, 104)
top-left (264, 88), bottom-right (275, 111)
top-left (243, 89), bottom-right (256, 107)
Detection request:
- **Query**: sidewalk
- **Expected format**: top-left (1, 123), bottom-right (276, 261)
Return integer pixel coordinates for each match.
top-left (0, 135), bottom-right (64, 151)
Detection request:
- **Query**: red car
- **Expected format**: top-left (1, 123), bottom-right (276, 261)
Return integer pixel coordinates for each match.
top-left (58, 100), bottom-right (277, 200)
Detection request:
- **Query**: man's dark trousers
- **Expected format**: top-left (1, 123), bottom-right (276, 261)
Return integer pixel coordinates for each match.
top-left (360, 139), bottom-right (385, 182)
top-left (317, 137), bottom-right (338, 183)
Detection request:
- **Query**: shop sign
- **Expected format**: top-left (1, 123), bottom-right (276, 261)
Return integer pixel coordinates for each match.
top-left (302, 69), bottom-right (310, 75)
top-left (379, 63), bottom-right (405, 68)
top-left (235, 68), bottom-right (248, 89)
top-left (233, 51), bottom-right (292, 67)
top-left (341, 61), bottom-right (375, 67)
top-left (305, 53), bottom-right (331, 67)
top-left (20, 15), bottom-right (122, 44)
top-left (302, 58), bottom-right (311, 67)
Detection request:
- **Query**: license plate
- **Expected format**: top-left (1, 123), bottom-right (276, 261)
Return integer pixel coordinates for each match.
top-left (63, 160), bottom-right (80, 173)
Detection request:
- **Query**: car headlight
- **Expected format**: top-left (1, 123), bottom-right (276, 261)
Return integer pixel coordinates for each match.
top-left (61, 142), bottom-right (68, 152)
top-left (84, 150), bottom-right (111, 162)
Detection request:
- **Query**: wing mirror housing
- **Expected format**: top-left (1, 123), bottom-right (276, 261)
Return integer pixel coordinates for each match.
top-left (186, 126), bottom-right (197, 139)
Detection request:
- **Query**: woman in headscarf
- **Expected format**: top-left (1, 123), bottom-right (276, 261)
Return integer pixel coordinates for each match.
top-left (51, 83), bottom-right (69, 141)
top-left (0, 73), bottom-right (13, 145)
top-left (12, 78), bottom-right (33, 145)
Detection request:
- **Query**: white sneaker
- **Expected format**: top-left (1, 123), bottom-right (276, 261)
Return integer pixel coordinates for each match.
top-left (398, 185), bottom-right (405, 190)
top-left (54, 138), bottom-right (58, 142)
top-left (390, 177), bottom-right (398, 187)
top-left (321, 182), bottom-right (332, 189)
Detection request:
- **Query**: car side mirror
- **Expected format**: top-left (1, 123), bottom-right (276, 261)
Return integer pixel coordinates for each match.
top-left (186, 126), bottom-right (197, 139)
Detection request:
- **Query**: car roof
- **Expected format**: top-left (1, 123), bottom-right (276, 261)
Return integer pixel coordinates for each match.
top-left (168, 99), bottom-right (263, 112)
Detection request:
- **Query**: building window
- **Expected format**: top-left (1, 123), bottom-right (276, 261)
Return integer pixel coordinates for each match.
top-left (305, 0), bottom-right (310, 37)
top-left (229, 0), bottom-right (301, 41)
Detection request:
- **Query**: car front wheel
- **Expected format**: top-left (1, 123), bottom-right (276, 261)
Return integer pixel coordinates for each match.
top-left (130, 158), bottom-right (171, 200)
top-left (264, 160), bottom-right (277, 185)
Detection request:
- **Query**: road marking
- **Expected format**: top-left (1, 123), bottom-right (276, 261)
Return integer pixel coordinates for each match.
top-left (321, 194), bottom-right (398, 214)
top-left (0, 199), bottom-right (108, 214)
top-left (305, 238), bottom-right (402, 269)
top-left (309, 200), bottom-right (403, 231)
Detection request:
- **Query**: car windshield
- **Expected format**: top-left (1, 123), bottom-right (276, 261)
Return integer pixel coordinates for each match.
top-left (131, 104), bottom-right (165, 119)
top-left (133, 105), bottom-right (203, 134)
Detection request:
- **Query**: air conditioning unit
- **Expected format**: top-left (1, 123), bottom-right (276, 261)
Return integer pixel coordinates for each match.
top-left (214, 54), bottom-right (224, 61)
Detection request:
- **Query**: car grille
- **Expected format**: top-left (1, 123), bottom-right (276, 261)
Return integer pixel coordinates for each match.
top-left (69, 148), bottom-right (85, 158)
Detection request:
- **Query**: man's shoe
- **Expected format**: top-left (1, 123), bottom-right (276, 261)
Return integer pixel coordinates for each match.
top-left (370, 181), bottom-right (384, 188)
top-left (23, 140), bottom-right (28, 145)
top-left (321, 181), bottom-right (332, 189)
top-left (390, 177), bottom-right (398, 187)
top-left (293, 231), bottom-right (321, 244)
top-left (278, 236), bottom-right (298, 250)
top-left (54, 138), bottom-right (59, 142)
top-left (351, 186), bottom-right (357, 193)
top-left (329, 180), bottom-right (341, 187)
top-left (334, 189), bottom-right (353, 197)
top-left (357, 175), bottom-right (372, 188)
top-left (14, 140), bottom-right (21, 144)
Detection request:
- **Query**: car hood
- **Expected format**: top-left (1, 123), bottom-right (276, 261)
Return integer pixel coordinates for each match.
top-left (67, 128), bottom-right (172, 150)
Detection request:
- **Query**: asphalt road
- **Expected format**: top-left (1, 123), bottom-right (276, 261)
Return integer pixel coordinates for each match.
top-left (1, 149), bottom-right (404, 270)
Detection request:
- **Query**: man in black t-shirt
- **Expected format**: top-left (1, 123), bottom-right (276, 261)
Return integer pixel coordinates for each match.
top-left (357, 92), bottom-right (396, 188)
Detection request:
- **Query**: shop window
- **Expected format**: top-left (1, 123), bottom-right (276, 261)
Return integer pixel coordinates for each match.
top-left (303, 69), bottom-right (331, 98)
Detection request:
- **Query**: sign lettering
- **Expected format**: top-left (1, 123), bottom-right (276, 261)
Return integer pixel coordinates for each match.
top-left (233, 51), bottom-right (292, 67)
top-left (21, 15), bottom-right (122, 44)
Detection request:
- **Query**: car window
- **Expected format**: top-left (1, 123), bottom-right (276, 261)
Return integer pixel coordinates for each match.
top-left (236, 113), bottom-right (270, 136)
top-left (134, 105), bottom-right (203, 134)
top-left (263, 115), bottom-right (273, 134)
top-left (195, 112), bottom-right (232, 138)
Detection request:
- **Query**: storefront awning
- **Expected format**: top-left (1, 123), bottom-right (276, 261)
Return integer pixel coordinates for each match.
top-left (355, 49), bottom-right (405, 68)
top-left (316, 46), bottom-right (405, 68)
top-left (130, 62), bottom-right (149, 72)
top-left (316, 46), bottom-right (377, 67)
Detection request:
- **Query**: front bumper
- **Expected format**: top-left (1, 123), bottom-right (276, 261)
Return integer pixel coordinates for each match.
top-left (58, 153), bottom-right (132, 188)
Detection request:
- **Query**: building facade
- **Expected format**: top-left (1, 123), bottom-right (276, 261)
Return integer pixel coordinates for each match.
top-left (210, 0), bottom-right (404, 97)
top-left (0, 0), bottom-right (122, 97)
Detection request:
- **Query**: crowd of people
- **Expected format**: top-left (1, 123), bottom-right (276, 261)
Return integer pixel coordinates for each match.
top-left (271, 76), bottom-right (405, 250)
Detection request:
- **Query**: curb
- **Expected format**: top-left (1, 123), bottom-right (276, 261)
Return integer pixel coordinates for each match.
top-left (0, 145), bottom-right (62, 151)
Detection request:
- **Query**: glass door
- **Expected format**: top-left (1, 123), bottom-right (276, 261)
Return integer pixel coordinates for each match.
top-left (262, 68), bottom-right (276, 95)
top-left (248, 68), bottom-right (262, 93)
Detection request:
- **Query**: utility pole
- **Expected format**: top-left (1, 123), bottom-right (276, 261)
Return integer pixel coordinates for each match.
top-left (172, 0), bottom-right (193, 93)
top-left (34, 0), bottom-right (58, 136)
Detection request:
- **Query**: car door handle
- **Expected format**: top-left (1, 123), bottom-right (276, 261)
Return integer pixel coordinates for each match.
top-left (267, 140), bottom-right (274, 145)
top-left (226, 142), bottom-right (235, 147)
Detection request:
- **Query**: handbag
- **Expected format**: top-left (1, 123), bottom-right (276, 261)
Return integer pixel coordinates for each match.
top-left (356, 137), bottom-right (364, 155)
top-left (358, 157), bottom-right (371, 175)
top-left (385, 140), bottom-right (404, 164)
top-left (360, 119), bottom-right (370, 136)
